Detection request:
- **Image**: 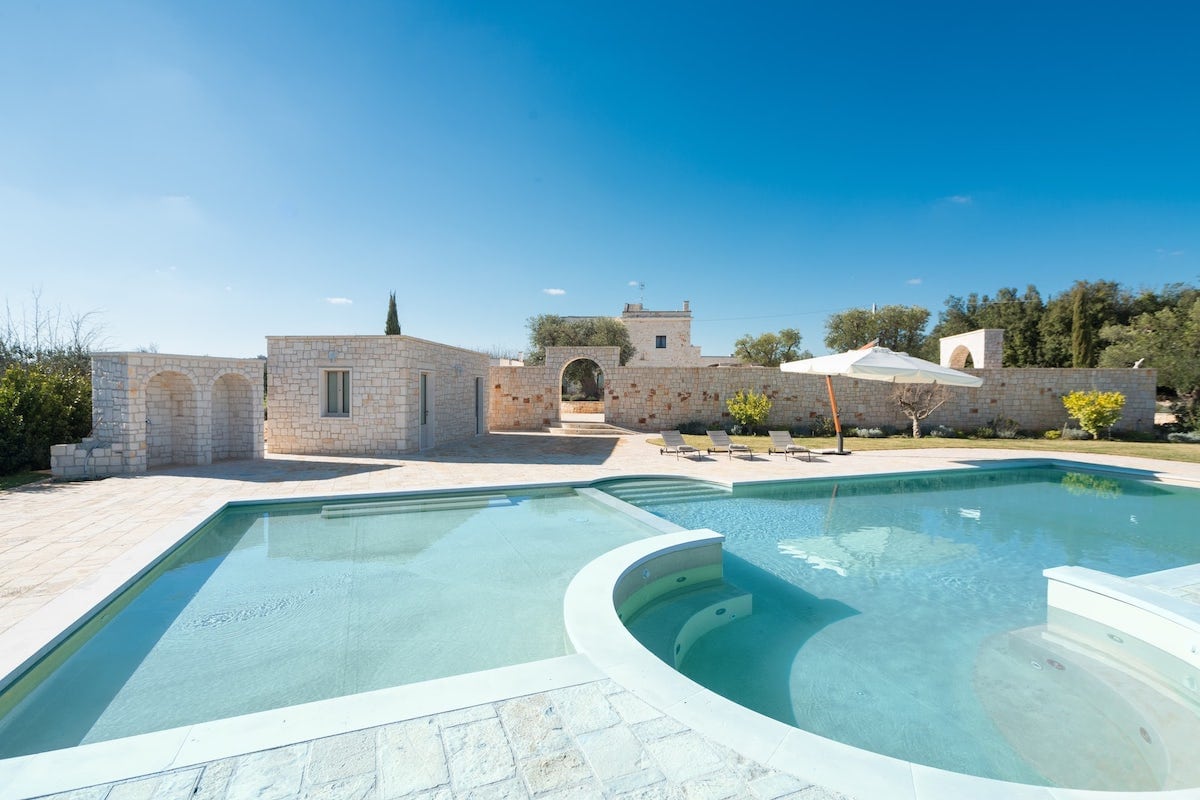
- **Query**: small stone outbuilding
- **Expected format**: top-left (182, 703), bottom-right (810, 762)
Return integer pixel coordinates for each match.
top-left (51, 353), bottom-right (265, 479)
top-left (266, 335), bottom-right (490, 456)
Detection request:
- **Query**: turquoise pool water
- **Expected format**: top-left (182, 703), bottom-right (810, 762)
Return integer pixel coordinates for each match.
top-left (602, 467), bottom-right (1200, 790)
top-left (0, 488), bottom-right (655, 758)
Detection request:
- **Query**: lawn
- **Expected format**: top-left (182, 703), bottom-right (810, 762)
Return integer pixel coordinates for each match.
top-left (0, 470), bottom-right (50, 490)
top-left (652, 433), bottom-right (1200, 464)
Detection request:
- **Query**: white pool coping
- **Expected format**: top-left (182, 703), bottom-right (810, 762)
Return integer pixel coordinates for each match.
top-left (3, 459), bottom-right (1200, 799)
top-left (563, 529), bottom-right (1200, 800)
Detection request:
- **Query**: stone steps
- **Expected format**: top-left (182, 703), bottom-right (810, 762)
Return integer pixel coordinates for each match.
top-left (546, 421), bottom-right (636, 436)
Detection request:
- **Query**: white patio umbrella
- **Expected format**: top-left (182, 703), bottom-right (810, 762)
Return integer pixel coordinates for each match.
top-left (780, 346), bottom-right (983, 454)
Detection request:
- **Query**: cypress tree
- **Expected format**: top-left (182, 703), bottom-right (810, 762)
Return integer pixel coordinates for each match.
top-left (1071, 286), bottom-right (1092, 367)
top-left (385, 292), bottom-right (401, 335)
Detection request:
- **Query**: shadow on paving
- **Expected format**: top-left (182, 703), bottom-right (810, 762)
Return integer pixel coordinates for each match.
top-left (408, 432), bottom-right (621, 465)
top-left (146, 458), bottom-right (401, 482)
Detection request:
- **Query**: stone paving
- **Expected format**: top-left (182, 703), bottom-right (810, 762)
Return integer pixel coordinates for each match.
top-left (38, 681), bottom-right (843, 800)
top-left (5, 434), bottom-right (1200, 800)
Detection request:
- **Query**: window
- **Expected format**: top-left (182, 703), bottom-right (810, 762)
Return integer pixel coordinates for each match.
top-left (655, 335), bottom-right (667, 349)
top-left (323, 370), bottom-right (350, 416)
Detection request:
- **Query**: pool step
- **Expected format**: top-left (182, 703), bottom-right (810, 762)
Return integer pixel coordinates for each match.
top-left (321, 494), bottom-right (513, 518)
top-left (624, 582), bottom-right (752, 669)
top-left (601, 479), bottom-right (732, 507)
top-left (546, 421), bottom-right (637, 436)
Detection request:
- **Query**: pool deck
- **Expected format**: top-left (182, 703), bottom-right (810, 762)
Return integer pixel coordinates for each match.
top-left (3, 434), bottom-right (1200, 800)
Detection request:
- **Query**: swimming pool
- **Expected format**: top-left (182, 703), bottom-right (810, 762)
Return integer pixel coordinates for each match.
top-left (601, 467), bottom-right (1200, 791)
top-left (0, 487), bottom-right (659, 758)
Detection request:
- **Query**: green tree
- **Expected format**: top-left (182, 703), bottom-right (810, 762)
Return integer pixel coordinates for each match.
top-left (726, 389), bottom-right (772, 430)
top-left (824, 305), bottom-right (930, 354)
top-left (733, 328), bottom-right (811, 366)
top-left (526, 315), bottom-right (635, 402)
top-left (927, 286), bottom-right (1044, 366)
top-left (0, 364), bottom-right (91, 472)
top-left (1062, 390), bottom-right (1126, 439)
top-left (1039, 280), bottom-right (1132, 367)
top-left (1099, 291), bottom-right (1200, 429)
top-left (525, 315), bottom-right (635, 365)
top-left (384, 292), bottom-right (401, 335)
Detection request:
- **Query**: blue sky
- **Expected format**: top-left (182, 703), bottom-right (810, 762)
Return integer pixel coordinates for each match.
top-left (1, 1), bottom-right (1196, 358)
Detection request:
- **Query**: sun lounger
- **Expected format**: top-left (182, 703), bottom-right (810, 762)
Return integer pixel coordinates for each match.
top-left (660, 430), bottom-right (701, 460)
top-left (706, 430), bottom-right (753, 460)
top-left (768, 430), bottom-right (813, 461)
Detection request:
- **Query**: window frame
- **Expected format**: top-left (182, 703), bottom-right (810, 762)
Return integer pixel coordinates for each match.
top-left (321, 369), bottom-right (351, 417)
top-left (655, 335), bottom-right (667, 349)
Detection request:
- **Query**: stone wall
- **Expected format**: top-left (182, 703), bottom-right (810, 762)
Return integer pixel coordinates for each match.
top-left (267, 335), bottom-right (489, 456)
top-left (623, 313), bottom-right (702, 366)
top-left (51, 353), bottom-right (265, 479)
top-left (488, 364), bottom-right (1157, 435)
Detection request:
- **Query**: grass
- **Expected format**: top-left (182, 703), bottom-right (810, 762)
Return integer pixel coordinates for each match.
top-left (1, 470), bottom-right (50, 490)
top-left (652, 433), bottom-right (1200, 464)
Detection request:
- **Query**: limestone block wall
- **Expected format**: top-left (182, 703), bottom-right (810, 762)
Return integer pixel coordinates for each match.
top-left (624, 315), bottom-right (703, 366)
top-left (488, 364), bottom-right (1157, 435)
top-left (51, 353), bottom-right (265, 479)
top-left (266, 335), bottom-right (489, 456)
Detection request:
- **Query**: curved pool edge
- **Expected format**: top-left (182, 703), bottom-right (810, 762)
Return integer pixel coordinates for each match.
top-left (562, 530), bottom-right (1200, 800)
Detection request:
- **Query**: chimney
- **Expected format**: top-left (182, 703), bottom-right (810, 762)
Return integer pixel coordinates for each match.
top-left (683, 300), bottom-right (690, 312)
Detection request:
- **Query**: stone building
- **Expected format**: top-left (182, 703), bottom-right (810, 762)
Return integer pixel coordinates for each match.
top-left (265, 335), bottom-right (490, 456)
top-left (50, 353), bottom-right (264, 479)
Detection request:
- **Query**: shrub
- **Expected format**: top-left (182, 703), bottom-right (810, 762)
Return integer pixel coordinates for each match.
top-left (988, 416), bottom-right (1021, 439)
top-left (1167, 431), bottom-right (1200, 444)
top-left (0, 364), bottom-right (91, 473)
top-left (726, 389), bottom-right (772, 431)
top-left (853, 427), bottom-right (886, 438)
top-left (677, 420), bottom-right (709, 435)
top-left (788, 424), bottom-right (809, 437)
top-left (1060, 427), bottom-right (1092, 440)
top-left (928, 425), bottom-right (958, 438)
top-left (972, 426), bottom-right (996, 439)
top-left (809, 415), bottom-right (837, 437)
top-left (1043, 429), bottom-right (1062, 440)
top-left (1062, 390), bottom-right (1125, 439)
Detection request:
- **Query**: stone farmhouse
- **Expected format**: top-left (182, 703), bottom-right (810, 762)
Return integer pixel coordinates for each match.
top-left (51, 307), bottom-right (1157, 479)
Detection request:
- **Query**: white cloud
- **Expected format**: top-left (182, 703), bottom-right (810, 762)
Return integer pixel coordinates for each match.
top-left (543, 288), bottom-right (566, 296)
top-left (628, 280), bottom-right (640, 287)
top-left (946, 195), bottom-right (973, 205)
top-left (154, 265), bottom-right (177, 276)
top-left (906, 278), bottom-right (922, 285)
top-left (325, 297), bottom-right (353, 305)
top-left (158, 194), bottom-right (205, 227)
top-left (1156, 248), bottom-right (1185, 257)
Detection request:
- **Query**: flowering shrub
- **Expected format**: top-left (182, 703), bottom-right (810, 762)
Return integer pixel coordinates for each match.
top-left (1062, 391), bottom-right (1125, 439)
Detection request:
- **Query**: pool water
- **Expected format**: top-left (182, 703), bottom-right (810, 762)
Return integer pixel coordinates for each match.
top-left (0, 488), bottom-right (655, 758)
top-left (602, 467), bottom-right (1200, 790)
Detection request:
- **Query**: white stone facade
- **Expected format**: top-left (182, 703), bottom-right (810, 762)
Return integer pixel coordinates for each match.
top-left (50, 353), bottom-right (265, 479)
top-left (941, 329), bottom-right (1005, 368)
top-left (266, 335), bottom-right (489, 456)
top-left (489, 362), bottom-right (1158, 435)
top-left (621, 302), bottom-right (704, 366)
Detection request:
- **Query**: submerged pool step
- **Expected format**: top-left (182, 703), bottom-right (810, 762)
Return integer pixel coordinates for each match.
top-left (603, 481), bottom-right (732, 506)
top-left (321, 494), bottom-right (513, 518)
top-left (624, 582), bottom-right (752, 669)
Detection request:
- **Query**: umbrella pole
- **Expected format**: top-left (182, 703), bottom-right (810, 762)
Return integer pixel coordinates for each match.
top-left (825, 375), bottom-right (847, 454)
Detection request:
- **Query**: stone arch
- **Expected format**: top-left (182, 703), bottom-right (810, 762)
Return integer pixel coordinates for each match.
top-left (939, 329), bottom-right (1004, 369)
top-left (145, 370), bottom-right (199, 467)
top-left (212, 372), bottom-right (258, 460)
top-left (947, 345), bottom-right (974, 369)
top-left (544, 346), bottom-right (620, 423)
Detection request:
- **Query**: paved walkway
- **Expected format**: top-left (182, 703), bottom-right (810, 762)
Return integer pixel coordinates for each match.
top-left (4, 434), bottom-right (1200, 800)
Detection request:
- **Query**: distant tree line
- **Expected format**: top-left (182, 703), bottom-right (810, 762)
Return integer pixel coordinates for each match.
top-left (1, 292), bottom-right (98, 474)
top-left (737, 280), bottom-right (1200, 430)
